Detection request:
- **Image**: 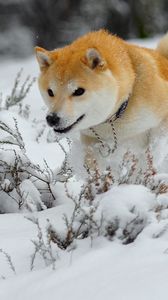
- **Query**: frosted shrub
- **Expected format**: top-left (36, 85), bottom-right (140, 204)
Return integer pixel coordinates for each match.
top-left (0, 69), bottom-right (35, 111)
top-left (1, 70), bottom-right (168, 269)
top-left (28, 217), bottom-right (57, 271)
top-left (0, 119), bottom-right (73, 213)
top-left (0, 249), bottom-right (16, 277)
top-left (0, 71), bottom-right (72, 213)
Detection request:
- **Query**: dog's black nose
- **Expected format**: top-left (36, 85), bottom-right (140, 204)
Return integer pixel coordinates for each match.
top-left (46, 113), bottom-right (60, 127)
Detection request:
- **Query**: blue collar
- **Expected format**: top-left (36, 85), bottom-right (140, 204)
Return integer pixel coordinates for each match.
top-left (115, 99), bottom-right (129, 120)
top-left (106, 99), bottom-right (129, 124)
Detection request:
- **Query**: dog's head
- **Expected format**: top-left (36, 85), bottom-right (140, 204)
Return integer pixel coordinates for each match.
top-left (35, 32), bottom-right (134, 135)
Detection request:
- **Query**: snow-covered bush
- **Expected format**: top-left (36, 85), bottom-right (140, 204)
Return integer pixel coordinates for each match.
top-left (0, 118), bottom-right (73, 213)
top-left (2, 70), bottom-right (168, 274)
top-left (0, 71), bottom-right (72, 213)
top-left (0, 69), bottom-right (35, 111)
top-left (25, 136), bottom-right (168, 269)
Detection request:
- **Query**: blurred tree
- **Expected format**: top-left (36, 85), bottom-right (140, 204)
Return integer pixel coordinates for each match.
top-left (22, 0), bottom-right (168, 49)
top-left (0, 1), bottom-right (33, 57)
top-left (0, 0), bottom-right (168, 56)
top-left (23, 0), bottom-right (85, 48)
top-left (105, 0), bottom-right (131, 38)
top-left (130, 0), bottom-right (168, 38)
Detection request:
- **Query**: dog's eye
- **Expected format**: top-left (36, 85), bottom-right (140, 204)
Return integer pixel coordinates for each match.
top-left (47, 89), bottom-right (54, 97)
top-left (72, 88), bottom-right (85, 96)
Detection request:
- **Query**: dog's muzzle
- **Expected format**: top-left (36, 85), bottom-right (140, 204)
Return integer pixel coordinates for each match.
top-left (46, 112), bottom-right (85, 133)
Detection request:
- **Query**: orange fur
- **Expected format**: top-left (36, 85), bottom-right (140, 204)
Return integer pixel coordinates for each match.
top-left (35, 30), bottom-right (168, 155)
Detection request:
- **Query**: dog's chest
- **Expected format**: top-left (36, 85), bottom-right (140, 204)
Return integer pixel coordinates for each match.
top-left (83, 107), bottom-right (159, 144)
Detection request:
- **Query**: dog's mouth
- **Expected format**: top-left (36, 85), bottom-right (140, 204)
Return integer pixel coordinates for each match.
top-left (54, 114), bottom-right (85, 133)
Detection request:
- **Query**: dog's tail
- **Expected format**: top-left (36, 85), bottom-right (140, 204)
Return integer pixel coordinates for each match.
top-left (157, 33), bottom-right (168, 59)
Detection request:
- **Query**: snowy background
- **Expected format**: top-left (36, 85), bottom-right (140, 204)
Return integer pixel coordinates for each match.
top-left (1, 1), bottom-right (168, 299)
top-left (1, 35), bottom-right (168, 300)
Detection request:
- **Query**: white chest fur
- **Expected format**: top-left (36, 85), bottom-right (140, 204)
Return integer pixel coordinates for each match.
top-left (82, 105), bottom-right (159, 145)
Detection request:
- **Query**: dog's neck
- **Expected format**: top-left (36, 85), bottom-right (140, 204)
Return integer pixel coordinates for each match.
top-left (106, 98), bottom-right (129, 124)
top-left (86, 98), bottom-right (129, 156)
top-left (82, 96), bottom-right (130, 140)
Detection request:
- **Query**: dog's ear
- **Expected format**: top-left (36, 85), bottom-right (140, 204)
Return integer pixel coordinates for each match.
top-left (81, 48), bottom-right (106, 70)
top-left (35, 47), bottom-right (53, 71)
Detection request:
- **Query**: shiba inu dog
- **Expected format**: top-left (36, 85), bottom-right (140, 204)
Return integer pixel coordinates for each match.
top-left (35, 30), bottom-right (168, 168)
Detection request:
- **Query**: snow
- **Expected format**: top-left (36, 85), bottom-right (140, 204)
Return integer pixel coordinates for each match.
top-left (1, 214), bottom-right (168, 300)
top-left (96, 185), bottom-right (155, 229)
top-left (1, 36), bottom-right (168, 299)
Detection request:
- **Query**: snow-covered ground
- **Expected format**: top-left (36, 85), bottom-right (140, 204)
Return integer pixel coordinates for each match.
top-left (1, 37), bottom-right (168, 300)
